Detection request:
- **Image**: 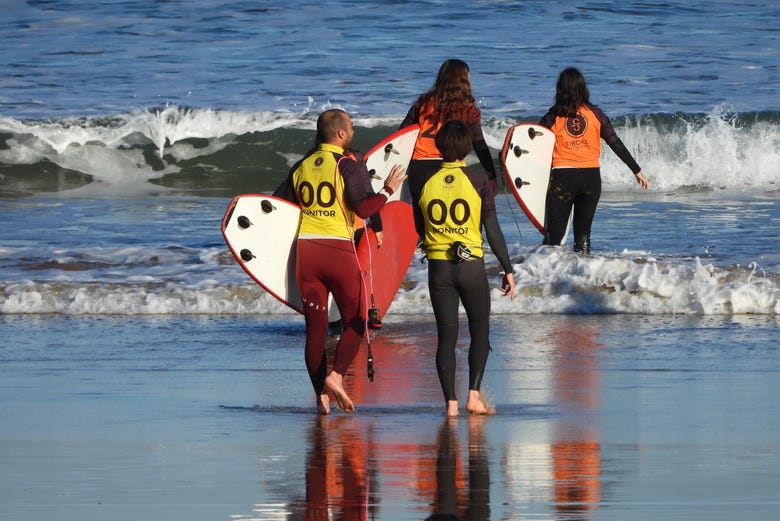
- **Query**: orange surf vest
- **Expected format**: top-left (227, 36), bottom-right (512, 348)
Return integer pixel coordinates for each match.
top-left (412, 100), bottom-right (444, 160)
top-left (411, 99), bottom-right (483, 160)
top-left (549, 105), bottom-right (603, 169)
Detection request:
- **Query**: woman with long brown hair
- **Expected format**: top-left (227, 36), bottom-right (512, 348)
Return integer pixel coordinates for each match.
top-left (540, 67), bottom-right (649, 253)
top-left (400, 59), bottom-right (498, 207)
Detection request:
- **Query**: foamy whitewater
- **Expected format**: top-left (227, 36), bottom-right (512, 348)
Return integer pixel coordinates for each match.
top-left (1, 0), bottom-right (778, 316)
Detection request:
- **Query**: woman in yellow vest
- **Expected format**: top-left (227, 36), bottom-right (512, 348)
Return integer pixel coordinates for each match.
top-left (417, 120), bottom-right (515, 417)
top-left (276, 109), bottom-right (406, 414)
top-left (540, 67), bottom-right (649, 253)
top-left (400, 59), bottom-right (498, 207)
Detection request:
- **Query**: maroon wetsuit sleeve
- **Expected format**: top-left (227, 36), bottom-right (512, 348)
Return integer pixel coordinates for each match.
top-left (340, 155), bottom-right (388, 218)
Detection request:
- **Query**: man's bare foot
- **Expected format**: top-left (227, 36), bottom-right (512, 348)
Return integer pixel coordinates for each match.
top-left (317, 393), bottom-right (331, 415)
top-left (325, 371), bottom-right (355, 413)
top-left (465, 390), bottom-right (493, 415)
top-left (445, 400), bottom-right (459, 417)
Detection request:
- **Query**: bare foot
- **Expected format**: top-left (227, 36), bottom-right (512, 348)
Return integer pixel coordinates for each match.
top-left (465, 390), bottom-right (493, 415)
top-left (445, 400), bottom-right (459, 417)
top-left (317, 393), bottom-right (330, 415)
top-left (325, 371), bottom-right (355, 413)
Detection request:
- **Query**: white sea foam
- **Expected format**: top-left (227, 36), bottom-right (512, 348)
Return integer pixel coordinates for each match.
top-left (2, 247), bottom-right (776, 316)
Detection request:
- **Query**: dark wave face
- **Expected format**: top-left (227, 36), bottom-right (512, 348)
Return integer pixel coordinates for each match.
top-left (1, 108), bottom-right (778, 198)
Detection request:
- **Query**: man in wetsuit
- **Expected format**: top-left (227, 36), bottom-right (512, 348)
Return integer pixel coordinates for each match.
top-left (276, 109), bottom-right (406, 414)
top-left (416, 120), bottom-right (515, 417)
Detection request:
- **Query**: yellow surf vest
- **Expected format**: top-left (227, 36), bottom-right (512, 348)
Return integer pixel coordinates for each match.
top-left (418, 161), bottom-right (484, 261)
top-left (293, 143), bottom-right (355, 240)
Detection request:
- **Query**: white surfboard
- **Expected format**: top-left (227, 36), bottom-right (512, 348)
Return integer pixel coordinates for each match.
top-left (221, 126), bottom-right (419, 314)
top-left (500, 123), bottom-right (570, 244)
top-left (222, 194), bottom-right (304, 313)
top-left (365, 125), bottom-right (419, 201)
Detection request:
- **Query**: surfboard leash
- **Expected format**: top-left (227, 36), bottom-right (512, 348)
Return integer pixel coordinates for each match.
top-left (499, 170), bottom-right (528, 248)
top-left (362, 230), bottom-right (377, 383)
top-left (335, 157), bottom-right (377, 382)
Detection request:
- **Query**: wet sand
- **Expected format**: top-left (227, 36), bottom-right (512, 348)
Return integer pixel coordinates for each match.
top-left (1, 313), bottom-right (779, 520)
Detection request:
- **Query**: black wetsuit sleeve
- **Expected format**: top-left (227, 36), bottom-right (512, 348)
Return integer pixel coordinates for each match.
top-left (413, 199), bottom-right (425, 239)
top-left (368, 210), bottom-right (383, 232)
top-left (474, 172), bottom-right (512, 273)
top-left (607, 138), bottom-right (642, 174)
top-left (539, 110), bottom-right (556, 129)
top-left (593, 106), bottom-right (642, 175)
top-left (399, 101), bottom-right (420, 130)
top-left (473, 138), bottom-right (497, 179)
top-left (483, 213), bottom-right (513, 274)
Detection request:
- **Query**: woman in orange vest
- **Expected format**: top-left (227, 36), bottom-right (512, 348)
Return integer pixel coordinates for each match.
top-left (540, 67), bottom-right (649, 253)
top-left (400, 59), bottom-right (498, 208)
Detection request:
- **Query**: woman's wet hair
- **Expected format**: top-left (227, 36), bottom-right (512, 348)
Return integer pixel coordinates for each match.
top-left (553, 67), bottom-right (591, 117)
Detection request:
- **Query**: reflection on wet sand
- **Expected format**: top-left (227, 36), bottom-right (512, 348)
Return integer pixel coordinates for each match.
top-left (551, 321), bottom-right (603, 517)
top-left (294, 415), bottom-right (492, 521)
top-left (278, 317), bottom-right (605, 519)
top-left (426, 418), bottom-right (490, 521)
top-left (341, 323), bottom-right (445, 409)
top-left (500, 316), bottom-right (604, 518)
top-left (299, 416), bottom-right (372, 521)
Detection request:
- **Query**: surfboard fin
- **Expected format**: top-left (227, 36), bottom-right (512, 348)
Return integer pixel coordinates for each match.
top-left (513, 145), bottom-right (529, 158)
top-left (237, 216), bottom-right (252, 229)
top-left (368, 305), bottom-right (382, 330)
top-left (514, 177), bottom-right (530, 188)
top-left (383, 143), bottom-right (400, 155)
top-left (260, 200), bottom-right (276, 213)
top-left (528, 127), bottom-right (544, 139)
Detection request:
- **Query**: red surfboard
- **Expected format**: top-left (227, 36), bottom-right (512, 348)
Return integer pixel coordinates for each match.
top-left (355, 200), bottom-right (417, 322)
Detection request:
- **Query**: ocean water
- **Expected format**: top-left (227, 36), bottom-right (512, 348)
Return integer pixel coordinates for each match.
top-left (1, 1), bottom-right (779, 520)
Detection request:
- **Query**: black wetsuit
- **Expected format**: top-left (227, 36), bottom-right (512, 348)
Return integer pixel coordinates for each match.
top-left (417, 161), bottom-right (512, 402)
